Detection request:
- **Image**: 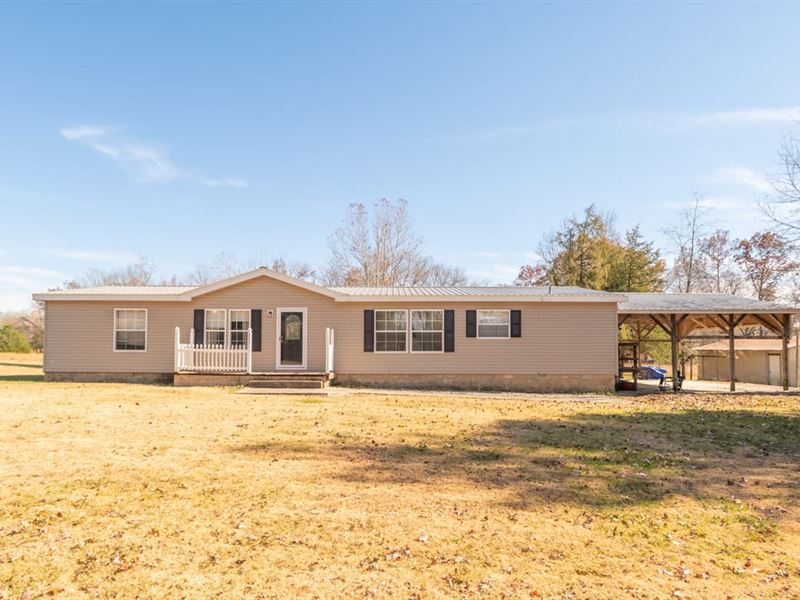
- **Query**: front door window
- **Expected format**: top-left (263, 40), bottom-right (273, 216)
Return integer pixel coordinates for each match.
top-left (280, 311), bottom-right (304, 366)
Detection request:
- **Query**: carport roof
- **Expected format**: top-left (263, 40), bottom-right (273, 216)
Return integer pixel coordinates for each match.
top-left (619, 293), bottom-right (798, 314)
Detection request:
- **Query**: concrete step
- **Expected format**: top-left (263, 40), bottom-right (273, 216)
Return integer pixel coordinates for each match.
top-left (247, 379), bottom-right (325, 389)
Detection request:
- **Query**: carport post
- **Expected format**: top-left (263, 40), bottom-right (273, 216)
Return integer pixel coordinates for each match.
top-left (728, 314), bottom-right (736, 392)
top-left (782, 313), bottom-right (790, 391)
top-left (670, 314), bottom-right (679, 391)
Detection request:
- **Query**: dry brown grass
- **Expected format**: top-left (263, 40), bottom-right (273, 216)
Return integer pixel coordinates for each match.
top-left (0, 353), bottom-right (43, 382)
top-left (1, 377), bottom-right (799, 599)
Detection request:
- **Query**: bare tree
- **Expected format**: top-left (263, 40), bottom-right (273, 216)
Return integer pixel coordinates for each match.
top-left (62, 257), bottom-right (157, 288)
top-left (734, 231), bottom-right (798, 301)
top-left (245, 251), bottom-right (317, 282)
top-left (424, 262), bottom-right (470, 286)
top-left (763, 134), bottom-right (800, 237)
top-left (699, 229), bottom-right (742, 294)
top-left (661, 194), bottom-right (711, 292)
top-left (264, 256), bottom-right (317, 281)
top-left (184, 252), bottom-right (239, 285)
top-left (323, 199), bottom-right (428, 286)
top-left (322, 199), bottom-right (471, 286)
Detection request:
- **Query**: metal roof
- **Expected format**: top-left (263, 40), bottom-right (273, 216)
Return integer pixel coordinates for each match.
top-left (42, 286), bottom-right (196, 296)
top-left (329, 286), bottom-right (616, 297)
top-left (34, 273), bottom-right (624, 303)
top-left (619, 293), bottom-right (797, 314)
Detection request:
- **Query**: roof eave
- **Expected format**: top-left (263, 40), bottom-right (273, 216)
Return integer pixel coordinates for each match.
top-left (181, 267), bottom-right (342, 300)
top-left (32, 293), bottom-right (193, 302)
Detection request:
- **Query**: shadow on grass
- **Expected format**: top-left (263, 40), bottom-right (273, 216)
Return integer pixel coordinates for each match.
top-left (0, 374), bottom-right (45, 382)
top-left (0, 361), bottom-right (42, 368)
top-left (231, 409), bottom-right (800, 509)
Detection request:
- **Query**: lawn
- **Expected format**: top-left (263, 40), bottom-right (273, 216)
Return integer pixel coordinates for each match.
top-left (1, 356), bottom-right (799, 599)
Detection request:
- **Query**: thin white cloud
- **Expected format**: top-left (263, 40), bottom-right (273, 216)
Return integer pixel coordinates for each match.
top-left (708, 166), bottom-right (773, 193)
top-left (0, 266), bottom-right (68, 310)
top-left (60, 125), bottom-right (248, 188)
top-left (451, 106), bottom-right (800, 142)
top-left (43, 248), bottom-right (140, 263)
top-left (196, 176), bottom-right (248, 188)
top-left (689, 107), bottom-right (800, 126)
top-left (60, 125), bottom-right (115, 141)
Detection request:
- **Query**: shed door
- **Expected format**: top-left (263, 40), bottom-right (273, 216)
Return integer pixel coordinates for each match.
top-left (767, 354), bottom-right (781, 386)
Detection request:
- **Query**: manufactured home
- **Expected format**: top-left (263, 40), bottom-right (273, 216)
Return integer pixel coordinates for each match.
top-left (32, 268), bottom-right (799, 391)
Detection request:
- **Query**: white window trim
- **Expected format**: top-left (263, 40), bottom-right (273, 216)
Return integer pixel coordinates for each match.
top-left (228, 308), bottom-right (252, 349)
top-left (476, 309), bottom-right (511, 339)
top-left (204, 308), bottom-right (228, 347)
top-left (374, 309), bottom-right (409, 354)
top-left (113, 308), bottom-right (147, 352)
top-left (410, 309), bottom-right (445, 353)
top-left (275, 307), bottom-right (308, 370)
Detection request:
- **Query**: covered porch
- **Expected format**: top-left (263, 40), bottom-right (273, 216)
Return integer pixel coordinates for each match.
top-left (618, 293), bottom-right (798, 392)
top-left (172, 325), bottom-right (336, 386)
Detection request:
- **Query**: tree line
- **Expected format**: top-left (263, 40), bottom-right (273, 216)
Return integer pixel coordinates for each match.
top-left (512, 200), bottom-right (798, 302)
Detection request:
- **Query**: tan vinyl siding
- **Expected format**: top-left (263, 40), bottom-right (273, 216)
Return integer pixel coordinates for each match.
top-left (696, 348), bottom-right (797, 387)
top-left (334, 302), bottom-right (617, 375)
top-left (43, 276), bottom-right (618, 377)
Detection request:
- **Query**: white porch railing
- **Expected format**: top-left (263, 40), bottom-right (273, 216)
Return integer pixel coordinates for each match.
top-left (174, 327), bottom-right (252, 373)
top-left (325, 327), bottom-right (335, 374)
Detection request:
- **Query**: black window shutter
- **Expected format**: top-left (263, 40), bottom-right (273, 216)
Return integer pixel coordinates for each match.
top-left (510, 310), bottom-right (522, 337)
top-left (466, 310), bottom-right (477, 338)
top-left (364, 310), bottom-right (374, 352)
top-left (251, 309), bottom-right (262, 352)
top-left (193, 309), bottom-right (204, 345)
top-left (444, 310), bottom-right (455, 352)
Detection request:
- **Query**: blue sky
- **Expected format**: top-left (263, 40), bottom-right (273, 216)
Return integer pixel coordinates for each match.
top-left (1, 2), bottom-right (799, 310)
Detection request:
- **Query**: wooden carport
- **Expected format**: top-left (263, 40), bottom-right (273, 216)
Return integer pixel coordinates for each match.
top-left (618, 293), bottom-right (798, 391)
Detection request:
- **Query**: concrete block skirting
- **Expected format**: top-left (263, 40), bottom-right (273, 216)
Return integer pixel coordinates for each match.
top-left (173, 373), bottom-right (252, 387)
top-left (45, 372), bottom-right (173, 384)
top-left (334, 373), bottom-right (615, 393)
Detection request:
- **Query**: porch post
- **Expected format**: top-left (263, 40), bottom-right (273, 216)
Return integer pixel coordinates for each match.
top-left (174, 326), bottom-right (180, 373)
top-left (670, 314), bottom-right (679, 391)
top-left (782, 314), bottom-right (790, 391)
top-left (728, 314), bottom-right (736, 392)
top-left (189, 328), bottom-right (195, 370)
top-left (247, 328), bottom-right (253, 374)
top-left (795, 320), bottom-right (799, 389)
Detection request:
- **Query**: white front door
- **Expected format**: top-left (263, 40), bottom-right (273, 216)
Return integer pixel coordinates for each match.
top-left (767, 354), bottom-right (781, 386)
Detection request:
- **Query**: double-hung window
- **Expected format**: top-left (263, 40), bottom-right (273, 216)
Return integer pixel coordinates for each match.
top-left (375, 310), bottom-right (408, 352)
top-left (477, 310), bottom-right (510, 338)
top-left (411, 309), bottom-right (443, 352)
top-left (114, 309), bottom-right (147, 351)
top-left (204, 309), bottom-right (227, 346)
top-left (229, 309), bottom-right (251, 348)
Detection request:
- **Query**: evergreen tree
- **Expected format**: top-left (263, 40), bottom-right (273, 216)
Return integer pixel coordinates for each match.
top-left (0, 325), bottom-right (32, 353)
top-left (606, 226), bottom-right (666, 292)
top-left (525, 206), bottom-right (665, 292)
